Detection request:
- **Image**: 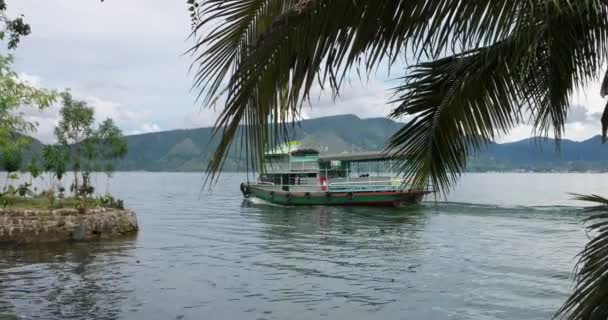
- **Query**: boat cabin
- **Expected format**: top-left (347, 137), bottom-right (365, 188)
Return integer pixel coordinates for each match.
top-left (256, 143), bottom-right (405, 193)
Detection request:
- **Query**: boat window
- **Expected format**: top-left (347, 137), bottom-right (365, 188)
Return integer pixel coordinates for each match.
top-left (327, 170), bottom-right (347, 179)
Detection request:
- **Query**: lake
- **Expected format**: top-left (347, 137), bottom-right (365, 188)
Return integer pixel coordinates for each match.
top-left (0, 172), bottom-right (601, 319)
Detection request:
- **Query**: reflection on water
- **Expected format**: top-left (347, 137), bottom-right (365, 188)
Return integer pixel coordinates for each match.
top-left (0, 172), bottom-right (599, 319)
top-left (0, 239), bottom-right (137, 319)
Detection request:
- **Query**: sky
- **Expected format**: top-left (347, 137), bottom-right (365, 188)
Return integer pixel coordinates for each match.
top-left (7, 0), bottom-right (608, 143)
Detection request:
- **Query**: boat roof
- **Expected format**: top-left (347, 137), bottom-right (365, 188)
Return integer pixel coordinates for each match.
top-left (265, 141), bottom-right (301, 156)
top-left (319, 151), bottom-right (396, 162)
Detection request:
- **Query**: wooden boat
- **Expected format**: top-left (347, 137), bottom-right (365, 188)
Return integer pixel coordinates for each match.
top-left (240, 143), bottom-right (431, 207)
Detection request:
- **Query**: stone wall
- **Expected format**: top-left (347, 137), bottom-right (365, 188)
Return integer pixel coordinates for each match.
top-left (0, 207), bottom-right (138, 244)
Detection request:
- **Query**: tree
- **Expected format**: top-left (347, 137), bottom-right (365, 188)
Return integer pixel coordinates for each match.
top-left (0, 145), bottom-right (20, 189)
top-left (0, 54), bottom-right (55, 150)
top-left (188, 1), bottom-right (608, 319)
top-left (0, 0), bottom-right (32, 49)
top-left (54, 92), bottom-right (127, 197)
top-left (95, 118), bottom-right (128, 192)
top-left (25, 157), bottom-right (40, 183)
top-left (42, 144), bottom-right (68, 190)
top-left (55, 91), bottom-right (95, 195)
top-left (0, 1), bottom-right (54, 150)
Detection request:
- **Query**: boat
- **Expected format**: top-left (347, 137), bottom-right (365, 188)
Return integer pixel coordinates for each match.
top-left (240, 142), bottom-right (431, 206)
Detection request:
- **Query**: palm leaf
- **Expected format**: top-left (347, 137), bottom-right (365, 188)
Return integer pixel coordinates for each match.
top-left (190, 0), bottom-right (608, 192)
top-left (557, 194), bottom-right (608, 320)
top-left (190, 0), bottom-right (557, 185)
top-left (388, 1), bottom-right (608, 192)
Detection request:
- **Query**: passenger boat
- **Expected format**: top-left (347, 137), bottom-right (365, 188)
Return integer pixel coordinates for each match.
top-left (240, 143), bottom-right (431, 206)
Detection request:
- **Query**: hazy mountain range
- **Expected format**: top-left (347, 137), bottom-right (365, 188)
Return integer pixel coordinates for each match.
top-left (24, 114), bottom-right (608, 172)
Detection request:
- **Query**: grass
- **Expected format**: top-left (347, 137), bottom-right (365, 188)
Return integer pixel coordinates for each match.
top-left (2, 196), bottom-right (106, 210)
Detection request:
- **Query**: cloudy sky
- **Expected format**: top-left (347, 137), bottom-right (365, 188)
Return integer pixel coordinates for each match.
top-left (7, 0), bottom-right (608, 143)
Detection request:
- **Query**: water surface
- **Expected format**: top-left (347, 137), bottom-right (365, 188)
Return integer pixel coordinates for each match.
top-left (0, 173), bottom-right (599, 319)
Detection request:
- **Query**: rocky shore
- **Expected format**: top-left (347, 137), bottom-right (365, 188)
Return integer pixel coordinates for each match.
top-left (0, 207), bottom-right (138, 244)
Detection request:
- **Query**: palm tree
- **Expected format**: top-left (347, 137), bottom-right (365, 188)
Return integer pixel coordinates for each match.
top-left (188, 1), bottom-right (608, 318)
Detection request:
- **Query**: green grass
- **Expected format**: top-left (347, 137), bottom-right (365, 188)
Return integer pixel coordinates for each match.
top-left (2, 196), bottom-right (102, 210)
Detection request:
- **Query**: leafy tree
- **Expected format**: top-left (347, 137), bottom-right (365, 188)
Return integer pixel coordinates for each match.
top-left (55, 91), bottom-right (95, 195)
top-left (188, 1), bottom-right (608, 319)
top-left (95, 118), bottom-right (128, 192)
top-left (0, 0), bottom-right (32, 49)
top-left (0, 2), bottom-right (54, 153)
top-left (54, 91), bottom-right (127, 197)
top-left (42, 144), bottom-right (68, 190)
top-left (25, 157), bottom-right (40, 183)
top-left (0, 1), bottom-right (55, 193)
top-left (0, 55), bottom-right (55, 151)
top-left (0, 145), bottom-right (20, 189)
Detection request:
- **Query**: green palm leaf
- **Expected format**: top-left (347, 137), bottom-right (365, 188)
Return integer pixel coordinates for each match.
top-left (191, 0), bottom-right (579, 186)
top-left (557, 194), bottom-right (608, 320)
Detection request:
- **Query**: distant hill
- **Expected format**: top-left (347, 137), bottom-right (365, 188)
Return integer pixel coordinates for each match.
top-left (19, 114), bottom-right (608, 172)
top-left (116, 115), bottom-right (403, 171)
top-left (469, 136), bottom-right (608, 172)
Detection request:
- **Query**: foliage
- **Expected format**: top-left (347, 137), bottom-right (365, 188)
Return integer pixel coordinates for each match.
top-left (41, 189), bottom-right (55, 207)
top-left (25, 157), bottom-right (40, 180)
top-left (555, 194), bottom-right (608, 319)
top-left (1, 147), bottom-right (21, 173)
top-left (0, 54), bottom-right (55, 147)
top-left (190, 4), bottom-right (608, 317)
top-left (188, 0), bottom-right (608, 192)
top-left (0, 0), bottom-right (32, 49)
top-left (55, 90), bottom-right (94, 194)
top-left (95, 118), bottom-right (128, 179)
top-left (16, 182), bottom-right (31, 197)
top-left (42, 144), bottom-right (68, 182)
top-left (98, 193), bottom-right (124, 209)
top-left (54, 91), bottom-right (128, 197)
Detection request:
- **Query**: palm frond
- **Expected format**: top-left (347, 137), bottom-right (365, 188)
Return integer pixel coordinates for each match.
top-left (190, 0), bottom-right (551, 185)
top-left (556, 194), bottom-right (608, 320)
top-left (191, 0), bottom-right (608, 192)
top-left (388, 1), bottom-right (608, 192)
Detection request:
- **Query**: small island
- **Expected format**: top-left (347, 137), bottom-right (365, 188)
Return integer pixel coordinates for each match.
top-left (0, 88), bottom-right (137, 244)
top-left (0, 200), bottom-right (138, 244)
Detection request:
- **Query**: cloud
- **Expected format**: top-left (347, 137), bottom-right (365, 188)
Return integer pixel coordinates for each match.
top-left (301, 78), bottom-right (398, 120)
top-left (16, 72), bottom-right (163, 143)
top-left (7, 0), bottom-right (608, 144)
top-left (566, 105), bottom-right (603, 124)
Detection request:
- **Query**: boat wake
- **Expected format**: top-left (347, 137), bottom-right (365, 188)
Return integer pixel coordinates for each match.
top-left (245, 196), bottom-right (288, 207)
top-left (420, 201), bottom-right (584, 216)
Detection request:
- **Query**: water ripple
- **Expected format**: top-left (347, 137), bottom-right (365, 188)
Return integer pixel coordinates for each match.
top-left (0, 172), bottom-right (595, 319)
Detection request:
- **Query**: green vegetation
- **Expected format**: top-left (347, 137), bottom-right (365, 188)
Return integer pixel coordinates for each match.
top-left (0, 195), bottom-right (122, 210)
top-left (0, 1), bottom-right (127, 211)
top-left (53, 91), bottom-right (128, 197)
top-left (0, 92), bottom-right (129, 210)
top-left (188, 1), bottom-right (608, 319)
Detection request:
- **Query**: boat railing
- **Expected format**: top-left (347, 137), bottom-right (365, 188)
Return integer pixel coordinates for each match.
top-left (328, 179), bottom-right (410, 192)
top-left (252, 179), bottom-right (432, 193)
top-left (256, 181), bottom-right (276, 186)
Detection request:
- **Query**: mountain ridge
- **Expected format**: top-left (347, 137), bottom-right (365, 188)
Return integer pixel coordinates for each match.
top-left (21, 114), bottom-right (608, 172)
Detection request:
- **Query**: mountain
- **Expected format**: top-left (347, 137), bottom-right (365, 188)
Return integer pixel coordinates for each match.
top-left (469, 136), bottom-right (608, 172)
top-left (115, 115), bottom-right (403, 171)
top-left (18, 114), bottom-right (608, 172)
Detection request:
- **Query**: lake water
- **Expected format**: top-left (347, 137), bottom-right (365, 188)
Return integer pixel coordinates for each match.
top-left (0, 172), bottom-right (602, 319)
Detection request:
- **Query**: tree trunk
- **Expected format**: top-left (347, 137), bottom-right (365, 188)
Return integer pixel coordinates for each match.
top-left (73, 170), bottom-right (79, 197)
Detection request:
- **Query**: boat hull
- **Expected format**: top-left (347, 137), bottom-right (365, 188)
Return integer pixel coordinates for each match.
top-left (242, 185), bottom-right (428, 207)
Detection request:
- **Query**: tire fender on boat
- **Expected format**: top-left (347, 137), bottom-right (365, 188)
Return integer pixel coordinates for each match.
top-left (240, 183), bottom-right (250, 197)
